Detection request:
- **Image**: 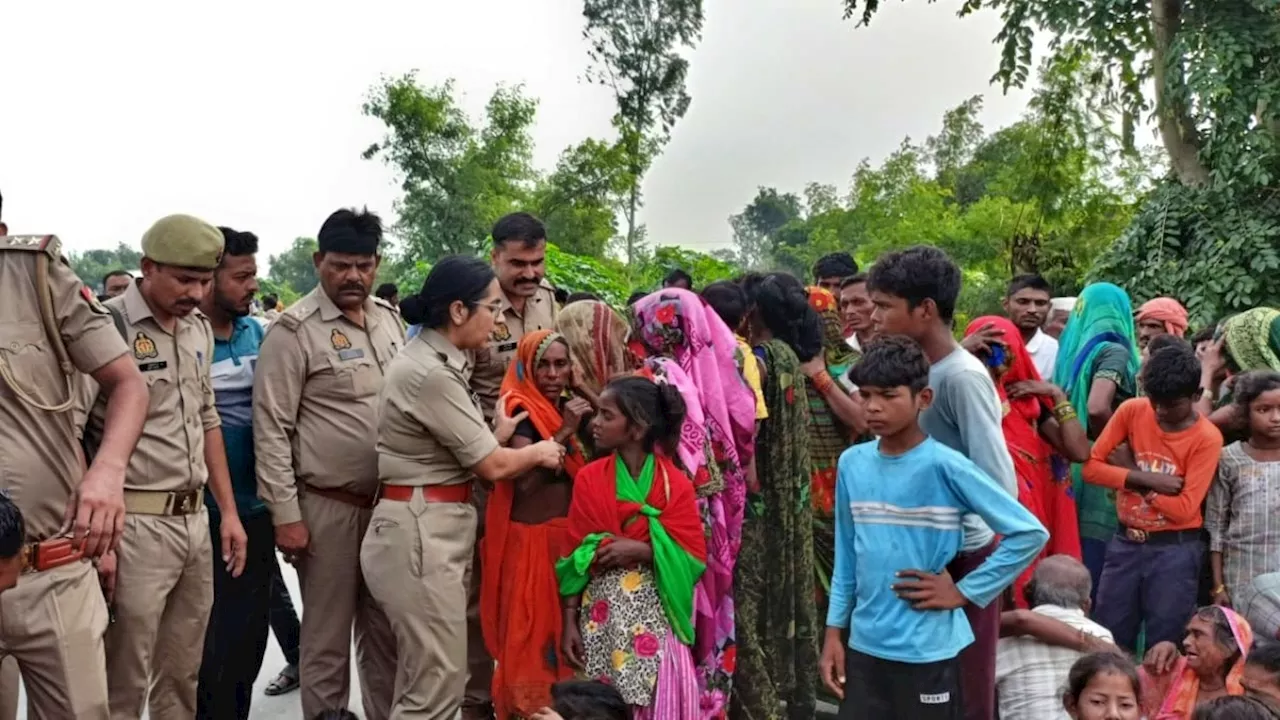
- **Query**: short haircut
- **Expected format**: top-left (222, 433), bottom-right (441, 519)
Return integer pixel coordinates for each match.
top-left (1024, 556), bottom-right (1092, 610)
top-left (317, 208), bottom-right (383, 255)
top-left (1147, 334), bottom-right (1191, 357)
top-left (866, 245), bottom-right (962, 323)
top-left (1191, 325), bottom-right (1217, 346)
top-left (217, 227), bottom-right (259, 259)
top-left (102, 269), bottom-right (131, 287)
top-left (1249, 639), bottom-right (1280, 675)
top-left (0, 492), bottom-right (24, 560)
top-left (262, 294), bottom-right (279, 309)
top-left (1141, 345), bottom-right (1203, 403)
top-left (375, 283), bottom-right (399, 301)
top-left (840, 272), bottom-right (868, 290)
top-left (663, 268), bottom-right (693, 289)
top-left (1006, 273), bottom-right (1051, 298)
top-left (553, 286), bottom-right (570, 305)
top-left (492, 212), bottom-right (546, 248)
top-left (701, 280), bottom-right (748, 331)
top-left (551, 680), bottom-right (629, 720)
top-left (627, 290), bottom-right (649, 306)
top-left (850, 335), bottom-right (930, 392)
top-left (813, 252), bottom-right (858, 280)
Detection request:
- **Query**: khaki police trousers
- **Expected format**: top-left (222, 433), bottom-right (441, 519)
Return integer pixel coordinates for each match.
top-left (0, 562), bottom-right (110, 719)
top-left (464, 482), bottom-right (493, 711)
top-left (362, 494), bottom-right (476, 720)
top-left (106, 512), bottom-right (213, 720)
top-left (297, 492), bottom-right (396, 720)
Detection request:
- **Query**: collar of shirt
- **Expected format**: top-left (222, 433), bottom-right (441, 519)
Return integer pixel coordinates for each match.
top-left (498, 280), bottom-right (550, 320)
top-left (846, 333), bottom-right (862, 353)
top-left (421, 328), bottom-right (471, 374)
top-left (122, 279), bottom-right (157, 327)
top-left (1025, 328), bottom-right (1048, 353)
top-left (1032, 604), bottom-right (1086, 621)
top-left (315, 286), bottom-right (382, 330)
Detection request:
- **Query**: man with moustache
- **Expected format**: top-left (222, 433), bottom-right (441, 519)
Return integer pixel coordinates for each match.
top-left (463, 211), bottom-right (559, 720)
top-left (78, 214), bottom-right (248, 719)
top-left (839, 272), bottom-right (876, 355)
top-left (254, 208), bottom-right (402, 720)
top-left (194, 227), bottom-right (275, 719)
top-left (102, 270), bottom-right (133, 299)
top-left (965, 274), bottom-right (1059, 380)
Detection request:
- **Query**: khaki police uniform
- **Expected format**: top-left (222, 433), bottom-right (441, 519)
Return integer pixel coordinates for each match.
top-left (78, 279), bottom-right (222, 720)
top-left (361, 328), bottom-right (498, 719)
top-left (253, 286), bottom-right (403, 720)
top-left (464, 280), bottom-right (558, 712)
top-left (0, 234), bottom-right (126, 719)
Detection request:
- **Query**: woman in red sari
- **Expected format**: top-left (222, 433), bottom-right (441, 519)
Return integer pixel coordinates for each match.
top-left (482, 329), bottom-right (592, 718)
top-left (964, 315), bottom-right (1090, 606)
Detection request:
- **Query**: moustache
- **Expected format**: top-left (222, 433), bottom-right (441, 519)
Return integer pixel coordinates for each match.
top-left (340, 284), bottom-right (367, 293)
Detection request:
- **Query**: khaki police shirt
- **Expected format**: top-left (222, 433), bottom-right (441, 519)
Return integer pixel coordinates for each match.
top-left (78, 280), bottom-right (220, 494)
top-left (470, 280), bottom-right (559, 420)
top-left (0, 238), bottom-right (131, 540)
top-left (378, 329), bottom-right (499, 487)
top-left (254, 287), bottom-right (405, 525)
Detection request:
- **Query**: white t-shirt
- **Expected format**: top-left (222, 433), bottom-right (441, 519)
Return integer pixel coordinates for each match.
top-left (1026, 329), bottom-right (1058, 380)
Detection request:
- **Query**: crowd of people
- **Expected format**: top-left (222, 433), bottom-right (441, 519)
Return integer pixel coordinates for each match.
top-left (5, 202), bottom-right (1280, 720)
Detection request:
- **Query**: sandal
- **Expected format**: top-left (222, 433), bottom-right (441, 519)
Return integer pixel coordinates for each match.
top-left (263, 665), bottom-right (300, 696)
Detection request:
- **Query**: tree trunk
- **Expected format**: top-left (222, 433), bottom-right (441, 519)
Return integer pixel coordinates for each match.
top-left (1151, 0), bottom-right (1211, 187)
top-left (625, 183), bottom-right (639, 266)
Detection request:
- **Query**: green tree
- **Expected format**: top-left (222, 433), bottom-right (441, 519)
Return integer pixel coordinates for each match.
top-left (362, 74), bottom-right (537, 261)
top-left (728, 186), bottom-right (803, 269)
top-left (530, 138), bottom-right (630, 256)
top-left (68, 242), bottom-right (143, 292)
top-left (581, 0), bottom-right (705, 265)
top-left (267, 237), bottom-right (319, 297)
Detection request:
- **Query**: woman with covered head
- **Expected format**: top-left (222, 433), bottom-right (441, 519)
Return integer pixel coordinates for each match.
top-left (630, 287), bottom-right (757, 716)
top-left (1141, 606), bottom-right (1255, 718)
top-left (555, 300), bottom-right (636, 405)
top-left (481, 329), bottom-right (593, 718)
top-left (1197, 308), bottom-right (1280, 435)
top-left (1051, 283), bottom-right (1141, 594)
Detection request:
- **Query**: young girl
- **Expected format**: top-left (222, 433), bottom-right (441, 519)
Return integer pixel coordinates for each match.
top-left (557, 376), bottom-right (708, 719)
top-left (1062, 652), bottom-right (1142, 720)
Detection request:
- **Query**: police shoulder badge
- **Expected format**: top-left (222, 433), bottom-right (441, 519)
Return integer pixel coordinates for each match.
top-left (80, 286), bottom-right (109, 315)
top-left (133, 332), bottom-right (159, 360)
top-left (330, 328), bottom-right (352, 351)
top-left (490, 321), bottom-right (511, 343)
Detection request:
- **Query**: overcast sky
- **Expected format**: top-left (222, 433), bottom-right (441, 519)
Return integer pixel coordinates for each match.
top-left (1, 0), bottom-right (1031, 267)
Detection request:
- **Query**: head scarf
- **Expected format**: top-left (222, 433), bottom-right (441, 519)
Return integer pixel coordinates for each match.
top-left (1151, 607), bottom-right (1253, 719)
top-left (1137, 297), bottom-right (1190, 338)
top-left (966, 315), bottom-right (1051, 422)
top-left (556, 300), bottom-right (633, 395)
top-left (807, 286), bottom-right (858, 376)
top-left (1224, 308), bottom-right (1280, 372)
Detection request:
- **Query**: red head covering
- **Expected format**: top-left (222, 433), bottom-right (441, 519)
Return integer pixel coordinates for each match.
top-left (1137, 297), bottom-right (1189, 338)
top-left (964, 315), bottom-right (1053, 421)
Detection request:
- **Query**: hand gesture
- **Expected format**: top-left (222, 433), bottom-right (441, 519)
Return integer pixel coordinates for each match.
top-left (560, 397), bottom-right (594, 436)
top-left (275, 520), bottom-right (310, 566)
top-left (493, 392), bottom-right (529, 445)
top-left (562, 622), bottom-right (586, 670)
top-left (220, 513), bottom-right (249, 577)
top-left (819, 634), bottom-right (847, 700)
top-left (95, 549), bottom-right (118, 604)
top-left (799, 356), bottom-right (826, 379)
top-left (1143, 641), bottom-right (1181, 675)
top-left (1107, 443), bottom-right (1138, 470)
top-left (962, 323), bottom-right (1005, 356)
top-left (1200, 337), bottom-right (1227, 376)
top-left (594, 538), bottom-right (648, 570)
top-left (1007, 380), bottom-right (1061, 401)
top-left (64, 461), bottom-right (127, 558)
top-left (531, 440), bottom-right (566, 470)
top-left (892, 569), bottom-right (967, 610)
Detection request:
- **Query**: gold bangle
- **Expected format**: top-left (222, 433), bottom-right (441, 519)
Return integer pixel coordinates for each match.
top-left (1212, 584), bottom-right (1228, 596)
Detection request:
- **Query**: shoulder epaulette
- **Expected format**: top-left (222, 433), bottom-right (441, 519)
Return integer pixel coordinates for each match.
top-left (371, 296), bottom-right (399, 315)
top-left (275, 297), bottom-right (318, 332)
top-left (0, 234), bottom-right (63, 259)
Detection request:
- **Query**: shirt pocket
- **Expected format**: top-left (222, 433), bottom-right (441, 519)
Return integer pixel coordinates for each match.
top-left (0, 322), bottom-right (63, 402)
top-left (326, 356), bottom-right (381, 399)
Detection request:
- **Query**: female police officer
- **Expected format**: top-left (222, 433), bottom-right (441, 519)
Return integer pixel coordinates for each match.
top-left (361, 255), bottom-right (564, 718)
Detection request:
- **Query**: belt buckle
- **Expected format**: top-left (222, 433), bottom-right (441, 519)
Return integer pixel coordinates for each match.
top-left (19, 543), bottom-right (35, 574)
top-left (1125, 527), bottom-right (1148, 543)
top-left (169, 490), bottom-right (198, 515)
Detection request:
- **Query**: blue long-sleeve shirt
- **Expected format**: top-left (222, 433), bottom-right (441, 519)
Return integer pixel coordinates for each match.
top-left (826, 436), bottom-right (1047, 664)
top-left (207, 316), bottom-right (267, 518)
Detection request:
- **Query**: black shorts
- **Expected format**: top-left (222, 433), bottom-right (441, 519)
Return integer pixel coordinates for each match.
top-left (838, 649), bottom-right (963, 720)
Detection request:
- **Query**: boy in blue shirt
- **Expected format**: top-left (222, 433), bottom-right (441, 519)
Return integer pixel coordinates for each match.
top-left (819, 336), bottom-right (1047, 719)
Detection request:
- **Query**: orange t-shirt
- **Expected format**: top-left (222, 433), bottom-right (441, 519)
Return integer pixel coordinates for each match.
top-left (1083, 398), bottom-right (1223, 532)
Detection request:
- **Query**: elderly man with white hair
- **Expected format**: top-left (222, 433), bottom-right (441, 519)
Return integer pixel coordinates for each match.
top-left (1044, 297), bottom-right (1076, 340)
top-left (995, 555), bottom-right (1114, 720)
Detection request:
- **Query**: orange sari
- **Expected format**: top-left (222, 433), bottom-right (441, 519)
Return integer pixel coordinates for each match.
top-left (480, 330), bottom-right (586, 719)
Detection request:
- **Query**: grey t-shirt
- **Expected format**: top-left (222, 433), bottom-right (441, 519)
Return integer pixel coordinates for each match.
top-left (920, 346), bottom-right (1018, 551)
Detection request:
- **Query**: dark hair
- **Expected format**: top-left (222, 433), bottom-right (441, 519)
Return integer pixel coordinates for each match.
top-left (1249, 639), bottom-right (1280, 675)
top-left (1063, 652), bottom-right (1141, 708)
top-left (701, 281), bottom-right (748, 332)
top-left (627, 290), bottom-right (649, 307)
top-left (0, 492), bottom-right (25, 560)
top-left (1192, 325), bottom-right (1218, 346)
top-left (262, 294), bottom-right (278, 309)
top-left (1195, 605), bottom-right (1243, 672)
top-left (102, 269), bottom-right (131, 288)
top-left (663, 269), bottom-right (693, 289)
top-left (399, 255), bottom-right (495, 328)
top-left (866, 245), bottom-right (962, 323)
top-left (1147, 334), bottom-right (1192, 358)
top-left (840, 272), bottom-right (868, 290)
top-left (850, 335), bottom-right (930, 393)
top-left (566, 291), bottom-right (602, 305)
top-left (1234, 371), bottom-right (1280, 411)
top-left (1006, 273), bottom-right (1051, 298)
top-left (750, 273), bottom-right (823, 362)
top-left (604, 376), bottom-right (687, 455)
top-left (375, 283), bottom-right (399, 301)
top-left (216, 227), bottom-right (259, 259)
top-left (310, 711), bottom-right (359, 720)
top-left (551, 680), bottom-right (631, 720)
top-left (1141, 345), bottom-right (1202, 403)
top-left (1192, 696), bottom-right (1280, 720)
top-left (317, 207), bottom-right (383, 255)
top-left (492, 212), bottom-right (546, 248)
top-left (813, 252), bottom-right (858, 281)
top-left (554, 287), bottom-right (570, 305)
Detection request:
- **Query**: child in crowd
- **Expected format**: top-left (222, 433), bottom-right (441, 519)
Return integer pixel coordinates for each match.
top-left (531, 680), bottom-right (631, 720)
top-left (0, 492), bottom-right (25, 594)
top-left (1245, 641), bottom-right (1280, 705)
top-left (818, 336), bottom-right (1048, 720)
top-left (1061, 652), bottom-right (1142, 720)
top-left (1084, 344), bottom-right (1224, 651)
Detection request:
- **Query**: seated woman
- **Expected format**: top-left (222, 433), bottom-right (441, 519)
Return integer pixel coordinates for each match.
top-left (558, 376), bottom-right (708, 719)
top-left (1141, 606), bottom-right (1254, 718)
top-left (482, 330), bottom-right (592, 719)
top-left (964, 315), bottom-right (1091, 606)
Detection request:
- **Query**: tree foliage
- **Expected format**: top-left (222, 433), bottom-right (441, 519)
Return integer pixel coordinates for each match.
top-left (69, 242), bottom-right (143, 293)
top-left (581, 0), bottom-right (705, 264)
top-left (267, 237), bottom-right (319, 297)
top-left (529, 138), bottom-right (631, 257)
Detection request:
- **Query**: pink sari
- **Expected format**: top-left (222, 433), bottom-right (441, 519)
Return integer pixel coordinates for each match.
top-left (634, 289), bottom-right (757, 718)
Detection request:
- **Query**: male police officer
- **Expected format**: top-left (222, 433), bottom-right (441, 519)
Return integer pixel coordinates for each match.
top-left (0, 228), bottom-right (148, 718)
top-left (255, 208), bottom-right (402, 720)
top-left (79, 214), bottom-right (248, 719)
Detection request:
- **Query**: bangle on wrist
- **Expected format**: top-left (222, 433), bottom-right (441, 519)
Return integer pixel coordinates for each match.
top-left (1212, 584), bottom-right (1227, 596)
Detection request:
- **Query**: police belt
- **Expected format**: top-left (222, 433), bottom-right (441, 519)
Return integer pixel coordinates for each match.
top-left (123, 488), bottom-right (204, 516)
top-left (21, 537), bottom-right (86, 574)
